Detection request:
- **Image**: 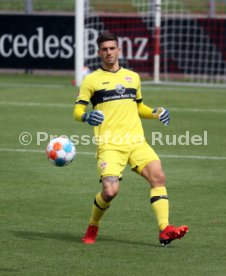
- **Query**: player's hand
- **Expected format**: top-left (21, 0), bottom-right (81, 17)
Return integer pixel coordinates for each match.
top-left (82, 110), bottom-right (104, 126)
top-left (152, 107), bottom-right (170, 126)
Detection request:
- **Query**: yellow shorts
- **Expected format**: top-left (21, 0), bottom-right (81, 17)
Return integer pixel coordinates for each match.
top-left (96, 141), bottom-right (159, 179)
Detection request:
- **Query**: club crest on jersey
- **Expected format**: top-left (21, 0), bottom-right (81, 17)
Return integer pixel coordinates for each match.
top-left (125, 76), bottom-right (132, 83)
top-left (100, 161), bottom-right (108, 170)
top-left (115, 84), bottom-right (126, 94)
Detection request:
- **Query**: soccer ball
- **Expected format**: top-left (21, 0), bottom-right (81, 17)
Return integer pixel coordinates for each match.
top-left (46, 136), bottom-right (76, 167)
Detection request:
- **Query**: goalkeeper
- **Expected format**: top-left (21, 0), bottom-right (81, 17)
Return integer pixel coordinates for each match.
top-left (73, 31), bottom-right (188, 246)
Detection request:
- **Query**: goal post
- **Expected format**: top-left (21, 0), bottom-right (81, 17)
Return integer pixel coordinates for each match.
top-left (154, 0), bottom-right (161, 83)
top-left (75, 0), bottom-right (226, 87)
top-left (75, 0), bottom-right (84, 87)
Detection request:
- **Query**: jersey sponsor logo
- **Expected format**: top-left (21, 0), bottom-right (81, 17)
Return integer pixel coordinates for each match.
top-left (90, 88), bottom-right (137, 107)
top-left (115, 84), bottom-right (126, 94)
top-left (102, 81), bottom-right (110, 85)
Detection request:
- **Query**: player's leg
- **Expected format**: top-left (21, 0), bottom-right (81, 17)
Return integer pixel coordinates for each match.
top-left (82, 148), bottom-right (127, 244)
top-left (129, 142), bottom-right (188, 245)
top-left (88, 176), bottom-right (120, 228)
top-left (82, 176), bottom-right (119, 244)
top-left (141, 160), bottom-right (169, 231)
top-left (141, 159), bottom-right (188, 245)
top-left (101, 176), bottom-right (120, 201)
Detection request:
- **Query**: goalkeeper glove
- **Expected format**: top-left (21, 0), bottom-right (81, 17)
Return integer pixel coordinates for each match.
top-left (152, 107), bottom-right (170, 126)
top-left (82, 110), bottom-right (104, 126)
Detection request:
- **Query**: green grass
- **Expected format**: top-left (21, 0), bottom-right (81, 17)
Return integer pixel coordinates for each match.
top-left (0, 0), bottom-right (225, 14)
top-left (0, 0), bottom-right (75, 11)
top-left (0, 74), bottom-right (226, 275)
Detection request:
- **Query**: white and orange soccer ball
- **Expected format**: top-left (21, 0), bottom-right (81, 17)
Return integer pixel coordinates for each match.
top-left (46, 136), bottom-right (76, 167)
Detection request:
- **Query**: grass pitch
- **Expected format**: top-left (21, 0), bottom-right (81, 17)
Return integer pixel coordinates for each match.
top-left (0, 74), bottom-right (226, 275)
top-left (1, 0), bottom-right (226, 14)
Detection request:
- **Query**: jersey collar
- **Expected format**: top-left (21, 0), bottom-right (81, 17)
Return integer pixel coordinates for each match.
top-left (100, 66), bottom-right (122, 73)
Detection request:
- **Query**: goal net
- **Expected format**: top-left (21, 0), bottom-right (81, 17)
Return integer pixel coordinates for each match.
top-left (76, 0), bottom-right (226, 87)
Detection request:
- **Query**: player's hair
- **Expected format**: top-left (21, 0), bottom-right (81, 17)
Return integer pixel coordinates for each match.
top-left (96, 31), bottom-right (118, 49)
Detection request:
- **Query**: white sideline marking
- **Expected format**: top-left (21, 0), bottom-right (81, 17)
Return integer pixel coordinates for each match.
top-left (170, 107), bottom-right (226, 113)
top-left (0, 81), bottom-right (226, 92)
top-left (0, 101), bottom-right (72, 108)
top-left (142, 83), bottom-right (226, 91)
top-left (0, 82), bottom-right (67, 89)
top-left (0, 101), bottom-right (226, 113)
top-left (0, 148), bottom-right (225, 160)
top-left (159, 154), bottom-right (226, 160)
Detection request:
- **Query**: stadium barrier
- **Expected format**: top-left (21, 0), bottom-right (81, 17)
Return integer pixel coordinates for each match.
top-left (0, 13), bottom-right (226, 81)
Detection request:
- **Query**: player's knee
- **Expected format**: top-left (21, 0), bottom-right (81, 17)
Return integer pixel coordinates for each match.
top-left (150, 171), bottom-right (166, 187)
top-left (102, 189), bottom-right (119, 201)
top-left (102, 176), bottom-right (120, 201)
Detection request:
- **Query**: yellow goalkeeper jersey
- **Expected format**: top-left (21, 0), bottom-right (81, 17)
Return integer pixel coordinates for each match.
top-left (75, 67), bottom-right (145, 146)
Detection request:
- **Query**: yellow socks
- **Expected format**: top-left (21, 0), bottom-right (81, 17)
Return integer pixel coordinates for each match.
top-left (150, 187), bottom-right (169, 231)
top-left (89, 188), bottom-right (168, 230)
top-left (89, 192), bottom-right (110, 227)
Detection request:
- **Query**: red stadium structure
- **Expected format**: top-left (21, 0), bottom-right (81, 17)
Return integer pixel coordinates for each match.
top-left (75, 0), bottom-right (226, 87)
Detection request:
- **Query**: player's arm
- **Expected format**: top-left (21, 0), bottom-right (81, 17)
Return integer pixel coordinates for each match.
top-left (73, 103), bottom-right (104, 126)
top-left (73, 102), bottom-right (87, 122)
top-left (137, 102), bottom-right (170, 126)
top-left (73, 76), bottom-right (104, 126)
top-left (135, 74), bottom-right (170, 126)
top-left (137, 102), bottom-right (154, 119)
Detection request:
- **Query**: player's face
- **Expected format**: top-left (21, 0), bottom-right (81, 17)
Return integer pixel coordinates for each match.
top-left (98, 40), bottom-right (120, 68)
